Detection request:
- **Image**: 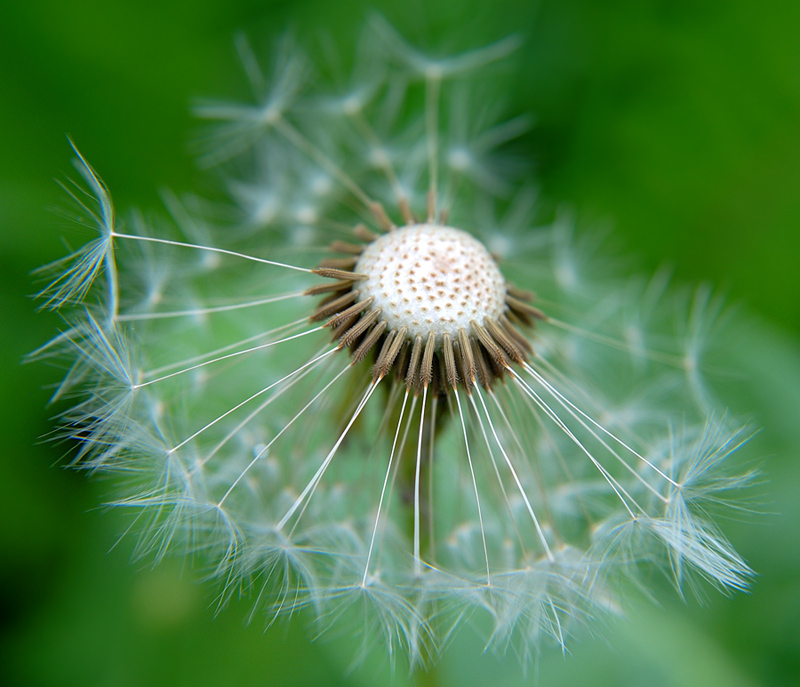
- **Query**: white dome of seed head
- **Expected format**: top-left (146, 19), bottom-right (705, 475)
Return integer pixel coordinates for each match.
top-left (355, 224), bottom-right (507, 343)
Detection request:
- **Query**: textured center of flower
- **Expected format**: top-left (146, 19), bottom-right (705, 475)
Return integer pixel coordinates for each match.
top-left (355, 224), bottom-right (507, 343)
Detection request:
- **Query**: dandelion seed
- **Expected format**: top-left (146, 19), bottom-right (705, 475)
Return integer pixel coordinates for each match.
top-left (34, 18), bottom-right (754, 670)
top-left (35, 140), bottom-right (118, 315)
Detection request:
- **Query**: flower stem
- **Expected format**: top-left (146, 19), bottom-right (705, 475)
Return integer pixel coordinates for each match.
top-left (413, 662), bottom-right (440, 687)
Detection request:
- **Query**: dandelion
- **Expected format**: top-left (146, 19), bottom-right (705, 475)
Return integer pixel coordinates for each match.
top-left (34, 18), bottom-right (753, 669)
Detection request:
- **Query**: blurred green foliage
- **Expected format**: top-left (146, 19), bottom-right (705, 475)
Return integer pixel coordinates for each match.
top-left (1, 1), bottom-right (798, 685)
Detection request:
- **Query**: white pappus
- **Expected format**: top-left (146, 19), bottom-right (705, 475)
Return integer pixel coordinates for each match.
top-left (33, 16), bottom-right (754, 670)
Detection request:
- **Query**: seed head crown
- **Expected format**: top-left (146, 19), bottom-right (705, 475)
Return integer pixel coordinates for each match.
top-left (356, 224), bottom-right (507, 343)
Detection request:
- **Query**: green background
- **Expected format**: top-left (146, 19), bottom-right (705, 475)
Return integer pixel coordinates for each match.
top-left (2, 0), bottom-right (798, 685)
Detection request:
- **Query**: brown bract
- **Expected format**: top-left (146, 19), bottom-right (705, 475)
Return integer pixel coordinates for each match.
top-left (306, 218), bottom-right (546, 396)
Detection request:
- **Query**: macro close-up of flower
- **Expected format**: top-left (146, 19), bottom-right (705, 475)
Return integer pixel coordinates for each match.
top-left (3, 2), bottom-right (800, 686)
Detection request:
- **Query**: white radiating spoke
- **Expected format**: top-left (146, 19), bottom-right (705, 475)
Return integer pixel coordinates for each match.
top-left (473, 388), bottom-right (554, 562)
top-left (466, 392), bottom-right (528, 556)
top-left (203, 353), bottom-right (341, 468)
top-left (136, 325), bottom-right (325, 388)
top-left (488, 386), bottom-right (552, 511)
top-left (115, 291), bottom-right (304, 321)
top-left (145, 317), bottom-right (307, 377)
top-left (111, 232), bottom-right (315, 273)
top-left (427, 395), bottom-right (438, 563)
top-left (173, 347), bottom-right (337, 456)
top-left (217, 362), bottom-right (352, 508)
top-left (509, 369), bottom-right (640, 519)
top-left (363, 388), bottom-right (411, 585)
top-left (374, 393), bottom-right (419, 575)
top-left (413, 386), bottom-right (429, 575)
top-left (277, 379), bottom-right (382, 531)
top-left (453, 390), bottom-right (491, 584)
top-left (523, 362), bottom-right (674, 501)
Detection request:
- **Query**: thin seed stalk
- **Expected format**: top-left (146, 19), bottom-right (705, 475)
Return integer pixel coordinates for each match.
top-left (394, 389), bottom-right (444, 569)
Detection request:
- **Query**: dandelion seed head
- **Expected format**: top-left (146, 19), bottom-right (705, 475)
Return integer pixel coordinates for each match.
top-left (33, 16), bottom-right (758, 671)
